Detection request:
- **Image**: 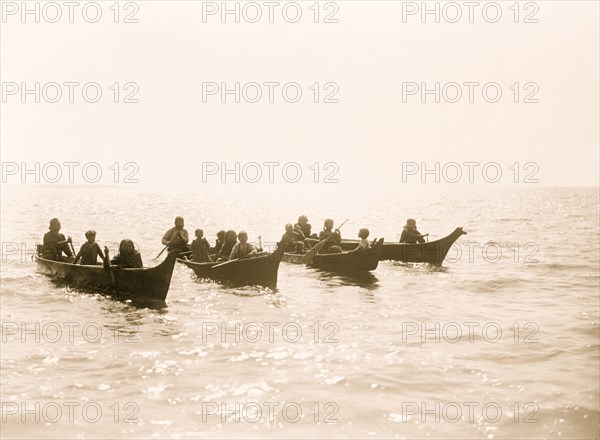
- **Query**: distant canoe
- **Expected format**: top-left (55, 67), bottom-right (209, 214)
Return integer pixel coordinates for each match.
top-left (283, 238), bottom-right (384, 272)
top-left (339, 227), bottom-right (467, 265)
top-left (178, 247), bottom-right (285, 289)
top-left (36, 251), bottom-right (179, 303)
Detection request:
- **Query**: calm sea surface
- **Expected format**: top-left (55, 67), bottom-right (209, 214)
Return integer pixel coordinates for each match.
top-left (1, 186), bottom-right (598, 439)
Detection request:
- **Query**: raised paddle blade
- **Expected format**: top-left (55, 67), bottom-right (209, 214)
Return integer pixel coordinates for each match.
top-left (69, 242), bottom-right (77, 259)
top-left (211, 258), bottom-right (239, 269)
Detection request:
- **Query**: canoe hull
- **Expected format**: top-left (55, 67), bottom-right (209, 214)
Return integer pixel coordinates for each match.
top-left (283, 238), bottom-right (384, 272)
top-left (339, 228), bottom-right (467, 265)
top-left (179, 250), bottom-right (283, 289)
top-left (36, 251), bottom-right (178, 303)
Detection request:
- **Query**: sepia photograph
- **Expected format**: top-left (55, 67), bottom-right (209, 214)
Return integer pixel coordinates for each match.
top-left (1, 1), bottom-right (599, 438)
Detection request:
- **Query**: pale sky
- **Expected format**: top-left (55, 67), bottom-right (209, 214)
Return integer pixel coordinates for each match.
top-left (1, 1), bottom-right (598, 192)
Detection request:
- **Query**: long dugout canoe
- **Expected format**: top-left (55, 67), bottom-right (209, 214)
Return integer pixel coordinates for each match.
top-left (178, 247), bottom-right (285, 289)
top-left (338, 227), bottom-right (467, 265)
top-left (36, 251), bottom-right (179, 303)
top-left (283, 238), bottom-right (384, 272)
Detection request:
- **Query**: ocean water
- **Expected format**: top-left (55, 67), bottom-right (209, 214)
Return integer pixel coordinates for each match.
top-left (0, 186), bottom-right (598, 439)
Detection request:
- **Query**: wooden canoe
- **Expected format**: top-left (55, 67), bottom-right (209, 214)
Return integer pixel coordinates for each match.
top-left (178, 246), bottom-right (285, 289)
top-left (283, 238), bottom-right (384, 272)
top-left (35, 251), bottom-right (179, 304)
top-left (338, 227), bottom-right (467, 265)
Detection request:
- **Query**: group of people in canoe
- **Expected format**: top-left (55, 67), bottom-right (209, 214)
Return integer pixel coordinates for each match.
top-left (42, 218), bottom-right (143, 268)
top-left (160, 217), bottom-right (260, 263)
top-left (40, 215), bottom-right (429, 267)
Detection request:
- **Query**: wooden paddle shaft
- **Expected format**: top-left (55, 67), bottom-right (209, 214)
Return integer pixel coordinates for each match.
top-left (156, 232), bottom-right (181, 259)
top-left (212, 258), bottom-right (239, 269)
top-left (155, 244), bottom-right (169, 259)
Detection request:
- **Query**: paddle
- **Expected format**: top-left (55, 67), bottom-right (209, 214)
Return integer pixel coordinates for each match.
top-left (67, 237), bottom-right (76, 262)
top-left (155, 243), bottom-right (170, 259)
top-left (212, 258), bottom-right (239, 269)
top-left (102, 246), bottom-right (111, 269)
top-left (336, 218), bottom-right (349, 230)
top-left (98, 246), bottom-right (118, 293)
top-left (212, 234), bottom-right (261, 268)
top-left (155, 232), bottom-right (182, 259)
top-left (301, 218), bottom-right (349, 264)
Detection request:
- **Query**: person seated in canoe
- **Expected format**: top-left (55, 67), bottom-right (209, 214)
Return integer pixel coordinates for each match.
top-left (162, 216), bottom-right (189, 252)
top-left (191, 229), bottom-right (212, 263)
top-left (352, 228), bottom-right (371, 252)
top-left (216, 230), bottom-right (238, 261)
top-left (295, 215), bottom-right (317, 239)
top-left (229, 231), bottom-right (258, 260)
top-left (42, 218), bottom-right (73, 261)
top-left (319, 219), bottom-right (342, 254)
top-left (281, 223), bottom-right (306, 253)
top-left (73, 230), bottom-right (109, 266)
top-left (214, 230), bottom-right (226, 256)
top-left (400, 218), bottom-right (427, 244)
top-left (110, 239), bottom-right (143, 268)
